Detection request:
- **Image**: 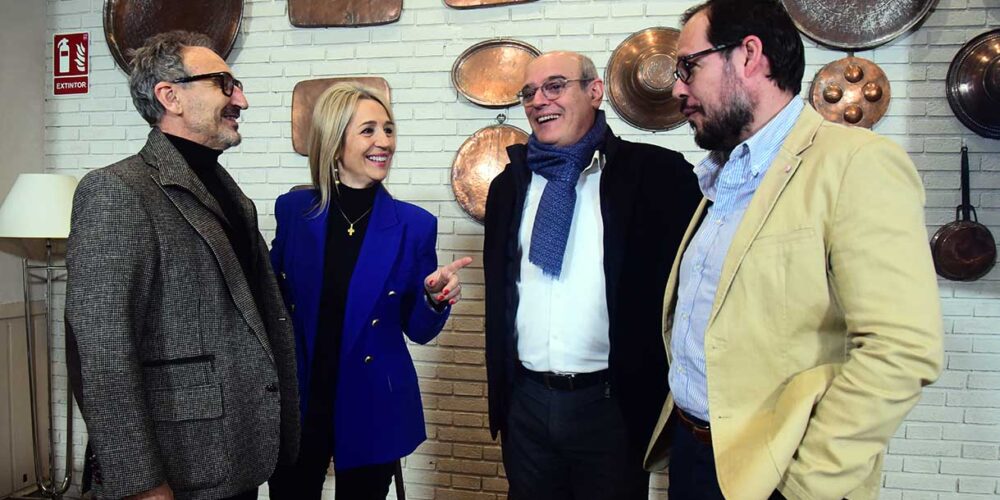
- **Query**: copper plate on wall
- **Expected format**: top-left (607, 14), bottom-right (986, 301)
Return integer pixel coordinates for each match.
top-left (810, 57), bottom-right (891, 129)
top-left (452, 124), bottom-right (529, 222)
top-left (605, 27), bottom-right (686, 132)
top-left (104, 0), bottom-right (243, 72)
top-left (452, 39), bottom-right (541, 108)
top-left (291, 77), bottom-right (391, 156)
top-left (781, 0), bottom-right (938, 50)
top-left (288, 0), bottom-right (401, 27)
top-left (946, 29), bottom-right (1000, 139)
top-left (445, 0), bottom-right (537, 8)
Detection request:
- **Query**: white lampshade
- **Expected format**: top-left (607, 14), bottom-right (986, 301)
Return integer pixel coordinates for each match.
top-left (0, 173), bottom-right (79, 260)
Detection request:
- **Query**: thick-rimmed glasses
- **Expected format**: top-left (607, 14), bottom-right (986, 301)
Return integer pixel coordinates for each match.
top-left (673, 42), bottom-right (740, 84)
top-left (171, 71), bottom-right (243, 96)
top-left (516, 78), bottom-right (594, 105)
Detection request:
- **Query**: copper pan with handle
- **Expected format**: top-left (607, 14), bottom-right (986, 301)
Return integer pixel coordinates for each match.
top-left (930, 143), bottom-right (996, 281)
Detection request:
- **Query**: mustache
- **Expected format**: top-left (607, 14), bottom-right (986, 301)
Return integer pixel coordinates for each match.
top-left (221, 105), bottom-right (242, 119)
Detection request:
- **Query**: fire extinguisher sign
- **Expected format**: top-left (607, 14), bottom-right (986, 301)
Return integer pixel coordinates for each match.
top-left (53, 32), bottom-right (89, 96)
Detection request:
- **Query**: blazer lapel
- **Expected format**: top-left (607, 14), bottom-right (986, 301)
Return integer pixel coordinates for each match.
top-left (341, 186), bottom-right (402, 357)
top-left (142, 129), bottom-right (275, 363)
top-left (298, 199), bottom-right (329, 369)
top-left (707, 106), bottom-right (823, 328)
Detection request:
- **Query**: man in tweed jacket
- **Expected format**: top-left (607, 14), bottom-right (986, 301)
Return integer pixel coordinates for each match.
top-left (65, 31), bottom-right (299, 500)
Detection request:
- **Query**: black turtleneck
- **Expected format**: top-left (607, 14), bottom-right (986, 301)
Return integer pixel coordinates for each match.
top-left (304, 182), bottom-right (378, 451)
top-left (163, 133), bottom-right (259, 305)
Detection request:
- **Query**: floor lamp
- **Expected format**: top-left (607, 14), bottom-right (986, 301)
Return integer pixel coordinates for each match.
top-left (0, 173), bottom-right (79, 499)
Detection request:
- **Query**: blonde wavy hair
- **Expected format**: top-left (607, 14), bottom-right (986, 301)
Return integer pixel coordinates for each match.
top-left (307, 82), bottom-right (394, 212)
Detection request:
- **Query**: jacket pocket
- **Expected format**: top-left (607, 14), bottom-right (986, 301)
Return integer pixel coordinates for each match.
top-left (148, 382), bottom-right (228, 491)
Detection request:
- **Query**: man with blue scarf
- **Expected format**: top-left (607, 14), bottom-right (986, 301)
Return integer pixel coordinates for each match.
top-left (483, 51), bottom-right (701, 499)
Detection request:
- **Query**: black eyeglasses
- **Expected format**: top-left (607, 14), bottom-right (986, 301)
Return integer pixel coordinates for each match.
top-left (517, 78), bottom-right (594, 105)
top-left (673, 42), bottom-right (741, 83)
top-left (171, 71), bottom-right (243, 97)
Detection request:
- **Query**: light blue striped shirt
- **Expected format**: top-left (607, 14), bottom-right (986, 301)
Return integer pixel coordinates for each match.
top-left (669, 98), bottom-right (804, 421)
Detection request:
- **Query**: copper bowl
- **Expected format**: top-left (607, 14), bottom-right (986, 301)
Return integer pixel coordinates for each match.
top-left (946, 29), bottom-right (1000, 139)
top-left (103, 0), bottom-right (243, 72)
top-left (605, 27), bottom-right (686, 132)
top-left (810, 57), bottom-right (891, 129)
top-left (781, 0), bottom-right (938, 50)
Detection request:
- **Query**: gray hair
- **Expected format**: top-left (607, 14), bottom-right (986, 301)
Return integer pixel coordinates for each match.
top-left (578, 54), bottom-right (599, 82)
top-left (127, 30), bottom-right (214, 125)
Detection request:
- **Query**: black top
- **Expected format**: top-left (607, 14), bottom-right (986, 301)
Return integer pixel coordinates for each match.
top-left (483, 129), bottom-right (702, 455)
top-left (164, 133), bottom-right (257, 288)
top-left (304, 182), bottom-right (378, 450)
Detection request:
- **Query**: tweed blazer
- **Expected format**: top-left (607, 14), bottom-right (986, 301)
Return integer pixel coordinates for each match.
top-left (644, 105), bottom-right (943, 500)
top-left (65, 129), bottom-right (299, 500)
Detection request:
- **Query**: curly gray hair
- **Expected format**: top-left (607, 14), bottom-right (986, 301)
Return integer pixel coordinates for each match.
top-left (127, 30), bottom-right (214, 125)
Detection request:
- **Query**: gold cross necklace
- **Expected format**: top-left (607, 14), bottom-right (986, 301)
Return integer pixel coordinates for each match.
top-left (335, 203), bottom-right (372, 236)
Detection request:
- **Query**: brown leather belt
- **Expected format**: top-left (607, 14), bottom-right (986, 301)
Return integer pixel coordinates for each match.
top-left (673, 406), bottom-right (712, 445)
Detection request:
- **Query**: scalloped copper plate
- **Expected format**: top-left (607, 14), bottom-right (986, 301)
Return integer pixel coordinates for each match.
top-left (781, 0), bottom-right (937, 50)
top-left (445, 0), bottom-right (537, 8)
top-left (291, 77), bottom-right (391, 156)
top-left (946, 29), bottom-right (1000, 139)
top-left (288, 0), bottom-right (401, 27)
top-left (452, 39), bottom-right (541, 108)
top-left (810, 57), bottom-right (891, 129)
top-left (606, 27), bottom-right (686, 132)
top-left (103, 0), bottom-right (242, 72)
top-left (452, 124), bottom-right (529, 222)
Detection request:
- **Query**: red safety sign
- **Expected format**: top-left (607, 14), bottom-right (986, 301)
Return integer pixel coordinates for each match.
top-left (53, 32), bottom-right (89, 95)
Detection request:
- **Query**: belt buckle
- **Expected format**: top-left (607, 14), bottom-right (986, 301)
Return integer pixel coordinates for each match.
top-left (544, 372), bottom-right (574, 391)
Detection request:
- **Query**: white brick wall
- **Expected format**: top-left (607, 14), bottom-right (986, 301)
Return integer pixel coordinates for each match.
top-left (41, 0), bottom-right (1000, 498)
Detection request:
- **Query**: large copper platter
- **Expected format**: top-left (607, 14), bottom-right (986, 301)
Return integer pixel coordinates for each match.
top-left (291, 77), bottom-right (391, 156)
top-left (103, 0), bottom-right (242, 72)
top-left (452, 39), bottom-right (541, 108)
top-left (810, 57), bottom-right (891, 129)
top-left (452, 124), bottom-right (529, 222)
top-left (445, 0), bottom-right (537, 8)
top-left (946, 29), bottom-right (1000, 139)
top-left (288, 0), bottom-right (401, 27)
top-left (606, 27), bottom-right (686, 132)
top-left (781, 0), bottom-right (938, 50)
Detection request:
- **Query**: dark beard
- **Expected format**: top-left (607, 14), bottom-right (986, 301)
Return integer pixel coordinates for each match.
top-left (692, 65), bottom-right (754, 152)
top-left (694, 99), bottom-right (753, 152)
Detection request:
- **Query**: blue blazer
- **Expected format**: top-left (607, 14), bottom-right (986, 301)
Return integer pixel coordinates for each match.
top-left (270, 186), bottom-right (449, 470)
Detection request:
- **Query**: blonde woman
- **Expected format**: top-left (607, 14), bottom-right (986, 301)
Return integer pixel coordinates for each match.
top-left (268, 83), bottom-right (471, 499)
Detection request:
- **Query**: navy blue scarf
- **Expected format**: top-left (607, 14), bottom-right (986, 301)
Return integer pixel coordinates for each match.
top-left (526, 110), bottom-right (608, 277)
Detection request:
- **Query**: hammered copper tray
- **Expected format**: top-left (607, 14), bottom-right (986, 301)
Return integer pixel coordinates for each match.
top-left (946, 29), bottom-right (1000, 139)
top-left (781, 0), bottom-right (937, 50)
top-left (452, 39), bottom-right (541, 108)
top-left (104, 0), bottom-right (242, 72)
top-left (291, 77), bottom-right (391, 156)
top-left (445, 0), bottom-right (537, 8)
top-left (289, 0), bottom-right (401, 27)
top-left (810, 57), bottom-right (891, 129)
top-left (606, 27), bottom-right (686, 132)
top-left (452, 124), bottom-right (529, 222)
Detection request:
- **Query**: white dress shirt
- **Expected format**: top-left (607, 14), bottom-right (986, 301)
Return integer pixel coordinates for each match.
top-left (516, 152), bottom-right (609, 374)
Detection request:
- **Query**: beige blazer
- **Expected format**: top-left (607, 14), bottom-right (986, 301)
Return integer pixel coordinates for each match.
top-left (644, 105), bottom-right (943, 500)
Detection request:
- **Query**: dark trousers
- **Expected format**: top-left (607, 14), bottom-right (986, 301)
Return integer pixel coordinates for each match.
top-left (268, 421), bottom-right (394, 500)
top-left (502, 375), bottom-right (649, 500)
top-left (667, 413), bottom-right (786, 500)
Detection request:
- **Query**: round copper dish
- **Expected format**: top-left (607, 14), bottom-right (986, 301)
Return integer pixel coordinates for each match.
top-left (452, 39), bottom-right (541, 108)
top-left (810, 57), bottom-right (891, 129)
top-left (452, 123), bottom-right (529, 222)
top-left (103, 0), bottom-right (242, 72)
top-left (445, 0), bottom-right (537, 7)
top-left (288, 0), bottom-right (402, 27)
top-left (291, 77), bottom-right (391, 156)
top-left (781, 0), bottom-right (937, 50)
top-left (946, 29), bottom-right (1000, 140)
top-left (605, 27), bottom-right (685, 132)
